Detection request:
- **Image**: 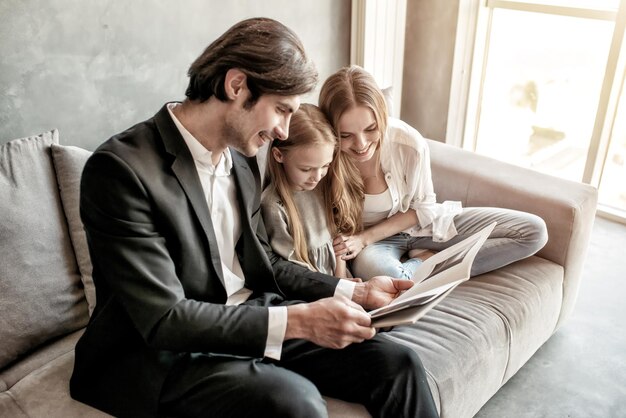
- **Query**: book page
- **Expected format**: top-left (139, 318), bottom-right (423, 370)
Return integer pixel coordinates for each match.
top-left (370, 278), bottom-right (464, 319)
top-left (368, 221), bottom-right (497, 326)
top-left (371, 286), bottom-right (458, 328)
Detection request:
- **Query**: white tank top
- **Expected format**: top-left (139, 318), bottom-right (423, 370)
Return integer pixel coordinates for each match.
top-left (362, 188), bottom-right (392, 227)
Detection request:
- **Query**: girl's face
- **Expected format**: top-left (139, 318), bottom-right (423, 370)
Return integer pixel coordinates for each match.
top-left (337, 106), bottom-right (380, 163)
top-left (272, 143), bottom-right (335, 191)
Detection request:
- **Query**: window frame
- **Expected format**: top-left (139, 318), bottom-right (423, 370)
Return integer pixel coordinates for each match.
top-left (448, 0), bottom-right (626, 222)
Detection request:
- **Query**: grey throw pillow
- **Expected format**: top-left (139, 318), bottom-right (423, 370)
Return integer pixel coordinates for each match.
top-left (0, 130), bottom-right (88, 369)
top-left (51, 144), bottom-right (95, 316)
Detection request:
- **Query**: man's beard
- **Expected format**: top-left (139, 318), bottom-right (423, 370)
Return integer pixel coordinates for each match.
top-left (221, 112), bottom-right (256, 157)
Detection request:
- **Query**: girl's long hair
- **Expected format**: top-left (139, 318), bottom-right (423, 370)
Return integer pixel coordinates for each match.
top-left (266, 104), bottom-right (338, 271)
top-left (318, 65), bottom-right (389, 235)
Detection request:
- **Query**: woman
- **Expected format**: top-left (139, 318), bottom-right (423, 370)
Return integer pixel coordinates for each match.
top-left (319, 65), bottom-right (548, 280)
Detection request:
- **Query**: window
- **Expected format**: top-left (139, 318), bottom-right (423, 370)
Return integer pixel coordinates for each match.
top-left (598, 69), bottom-right (626, 213)
top-left (350, 0), bottom-right (407, 118)
top-left (452, 0), bottom-right (626, 222)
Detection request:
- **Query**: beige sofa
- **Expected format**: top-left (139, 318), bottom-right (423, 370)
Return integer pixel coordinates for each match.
top-left (0, 130), bottom-right (597, 418)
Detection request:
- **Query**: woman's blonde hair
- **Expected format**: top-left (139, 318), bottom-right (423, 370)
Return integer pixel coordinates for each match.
top-left (318, 65), bottom-right (389, 235)
top-left (266, 104), bottom-right (341, 271)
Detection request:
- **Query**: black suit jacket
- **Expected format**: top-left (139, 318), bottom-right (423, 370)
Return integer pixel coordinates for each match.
top-left (70, 104), bottom-right (341, 417)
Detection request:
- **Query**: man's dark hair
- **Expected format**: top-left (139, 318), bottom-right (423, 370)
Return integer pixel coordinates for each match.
top-left (185, 17), bottom-right (318, 105)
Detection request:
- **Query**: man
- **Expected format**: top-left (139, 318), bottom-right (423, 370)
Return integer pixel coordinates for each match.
top-left (70, 17), bottom-right (439, 418)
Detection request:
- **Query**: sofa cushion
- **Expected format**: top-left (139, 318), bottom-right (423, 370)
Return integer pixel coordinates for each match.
top-left (0, 392), bottom-right (28, 418)
top-left (5, 351), bottom-right (111, 418)
top-left (380, 255), bottom-right (563, 418)
top-left (51, 144), bottom-right (95, 315)
top-left (0, 329), bottom-right (83, 390)
top-left (458, 257), bottom-right (563, 382)
top-left (0, 130), bottom-right (88, 370)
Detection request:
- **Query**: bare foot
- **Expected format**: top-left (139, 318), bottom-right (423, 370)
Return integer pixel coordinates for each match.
top-left (408, 249), bottom-right (437, 261)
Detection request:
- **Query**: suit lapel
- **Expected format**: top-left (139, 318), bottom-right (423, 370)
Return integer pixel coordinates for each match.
top-left (231, 151), bottom-right (257, 219)
top-left (154, 105), bottom-right (225, 285)
top-left (154, 105), bottom-right (276, 296)
top-left (231, 150), bottom-right (277, 291)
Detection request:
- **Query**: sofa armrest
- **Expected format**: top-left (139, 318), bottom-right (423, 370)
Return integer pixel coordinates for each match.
top-left (427, 139), bottom-right (598, 327)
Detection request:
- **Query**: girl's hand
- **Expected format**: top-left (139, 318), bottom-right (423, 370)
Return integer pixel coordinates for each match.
top-left (333, 234), bottom-right (366, 260)
top-left (334, 253), bottom-right (361, 281)
top-left (334, 253), bottom-right (348, 279)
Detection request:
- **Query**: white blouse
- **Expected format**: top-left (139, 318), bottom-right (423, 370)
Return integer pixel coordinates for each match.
top-left (378, 117), bottom-right (462, 242)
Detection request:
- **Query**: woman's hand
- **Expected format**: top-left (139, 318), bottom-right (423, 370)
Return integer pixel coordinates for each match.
top-left (333, 234), bottom-right (367, 260)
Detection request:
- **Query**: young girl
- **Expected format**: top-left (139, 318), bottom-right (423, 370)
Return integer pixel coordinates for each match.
top-left (318, 65), bottom-right (549, 280)
top-left (261, 103), bottom-right (356, 278)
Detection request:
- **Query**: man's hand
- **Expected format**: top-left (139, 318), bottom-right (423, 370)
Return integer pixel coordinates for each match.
top-left (285, 296), bottom-right (375, 349)
top-left (352, 276), bottom-right (414, 310)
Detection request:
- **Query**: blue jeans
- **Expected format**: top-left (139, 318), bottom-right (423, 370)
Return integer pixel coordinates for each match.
top-left (351, 207), bottom-right (548, 280)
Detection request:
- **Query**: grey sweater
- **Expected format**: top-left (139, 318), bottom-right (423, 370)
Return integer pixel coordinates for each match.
top-left (261, 186), bottom-right (336, 276)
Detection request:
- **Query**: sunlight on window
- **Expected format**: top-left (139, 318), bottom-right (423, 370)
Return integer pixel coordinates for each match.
top-left (515, 0), bottom-right (619, 11)
top-left (599, 70), bottom-right (626, 212)
top-left (475, 9), bottom-right (613, 182)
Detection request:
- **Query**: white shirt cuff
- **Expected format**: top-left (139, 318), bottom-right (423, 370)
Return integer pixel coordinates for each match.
top-left (264, 306), bottom-right (288, 360)
top-left (334, 279), bottom-right (356, 300)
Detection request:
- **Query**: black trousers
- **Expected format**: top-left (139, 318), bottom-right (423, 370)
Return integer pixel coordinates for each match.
top-left (159, 335), bottom-right (439, 418)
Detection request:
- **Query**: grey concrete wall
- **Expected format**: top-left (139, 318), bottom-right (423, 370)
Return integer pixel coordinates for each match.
top-left (401, 0), bottom-right (458, 142)
top-left (0, 0), bottom-right (351, 149)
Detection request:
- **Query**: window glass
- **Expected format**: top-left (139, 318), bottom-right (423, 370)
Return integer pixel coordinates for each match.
top-left (474, 9), bottom-right (613, 181)
top-left (511, 0), bottom-right (619, 11)
top-left (598, 71), bottom-right (626, 212)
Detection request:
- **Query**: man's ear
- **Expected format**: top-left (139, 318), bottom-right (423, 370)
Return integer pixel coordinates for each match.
top-left (224, 68), bottom-right (247, 100)
top-left (271, 147), bottom-right (284, 163)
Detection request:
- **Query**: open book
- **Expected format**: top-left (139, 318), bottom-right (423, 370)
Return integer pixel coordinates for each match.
top-left (369, 221), bottom-right (497, 328)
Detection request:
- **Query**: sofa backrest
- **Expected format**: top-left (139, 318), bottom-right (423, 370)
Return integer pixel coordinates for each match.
top-left (0, 131), bottom-right (89, 370)
top-left (428, 138), bottom-right (598, 327)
